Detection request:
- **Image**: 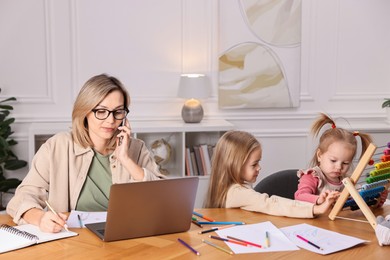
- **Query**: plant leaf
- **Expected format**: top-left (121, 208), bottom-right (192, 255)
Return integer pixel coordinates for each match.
top-left (0, 178), bottom-right (22, 192)
top-left (0, 105), bottom-right (14, 111)
top-left (4, 159), bottom-right (28, 170)
top-left (382, 99), bottom-right (390, 108)
top-left (0, 97), bottom-right (16, 104)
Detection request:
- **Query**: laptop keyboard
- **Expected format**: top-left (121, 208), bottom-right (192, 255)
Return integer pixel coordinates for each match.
top-left (97, 229), bottom-right (105, 236)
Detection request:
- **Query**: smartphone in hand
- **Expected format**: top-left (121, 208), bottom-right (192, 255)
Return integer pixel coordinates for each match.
top-left (118, 118), bottom-right (126, 146)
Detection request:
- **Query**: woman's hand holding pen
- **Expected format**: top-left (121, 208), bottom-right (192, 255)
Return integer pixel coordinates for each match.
top-left (22, 207), bottom-right (68, 233)
top-left (39, 210), bottom-right (69, 233)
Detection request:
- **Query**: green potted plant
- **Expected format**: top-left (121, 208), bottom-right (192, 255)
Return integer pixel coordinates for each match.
top-left (382, 98), bottom-right (390, 123)
top-left (0, 88), bottom-right (27, 210)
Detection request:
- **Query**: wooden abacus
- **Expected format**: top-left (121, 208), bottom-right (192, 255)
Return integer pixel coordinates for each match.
top-left (328, 143), bottom-right (390, 230)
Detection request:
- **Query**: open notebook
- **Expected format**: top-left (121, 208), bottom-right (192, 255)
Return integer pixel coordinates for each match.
top-left (0, 224), bottom-right (78, 254)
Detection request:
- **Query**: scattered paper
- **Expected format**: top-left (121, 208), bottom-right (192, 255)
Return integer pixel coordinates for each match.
top-left (216, 221), bottom-right (299, 254)
top-left (67, 210), bottom-right (107, 228)
top-left (280, 223), bottom-right (367, 255)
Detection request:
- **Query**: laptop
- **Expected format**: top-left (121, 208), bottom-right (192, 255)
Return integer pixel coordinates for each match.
top-left (85, 176), bottom-right (199, 242)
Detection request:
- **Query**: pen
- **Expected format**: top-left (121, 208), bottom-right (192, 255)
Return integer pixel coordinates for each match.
top-left (227, 235), bottom-right (262, 248)
top-left (193, 211), bottom-right (214, 222)
top-left (197, 221), bottom-right (244, 225)
top-left (296, 235), bottom-right (323, 250)
top-left (202, 239), bottom-right (234, 255)
top-left (198, 224), bottom-right (235, 234)
top-left (209, 235), bottom-right (249, 247)
top-left (45, 200), bottom-right (69, 232)
top-left (77, 214), bottom-right (83, 228)
top-left (265, 231), bottom-right (270, 248)
top-left (178, 238), bottom-right (200, 256)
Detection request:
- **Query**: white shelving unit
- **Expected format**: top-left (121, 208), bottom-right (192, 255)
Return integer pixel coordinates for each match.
top-left (28, 119), bottom-right (234, 208)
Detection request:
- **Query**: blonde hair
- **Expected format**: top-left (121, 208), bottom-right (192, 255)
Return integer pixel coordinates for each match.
top-left (310, 113), bottom-right (372, 167)
top-left (204, 130), bottom-right (261, 208)
top-left (72, 74), bottom-right (130, 150)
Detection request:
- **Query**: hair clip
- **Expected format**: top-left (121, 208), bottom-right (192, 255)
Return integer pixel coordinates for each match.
top-left (331, 123), bottom-right (336, 129)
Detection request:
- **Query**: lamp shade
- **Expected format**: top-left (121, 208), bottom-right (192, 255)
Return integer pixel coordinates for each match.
top-left (177, 74), bottom-right (210, 99)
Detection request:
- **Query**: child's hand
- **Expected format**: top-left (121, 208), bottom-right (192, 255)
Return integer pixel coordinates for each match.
top-left (316, 190), bottom-right (340, 205)
top-left (312, 190), bottom-right (340, 215)
top-left (316, 191), bottom-right (328, 205)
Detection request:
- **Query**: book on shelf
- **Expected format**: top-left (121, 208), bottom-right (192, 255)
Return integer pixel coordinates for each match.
top-left (193, 146), bottom-right (205, 176)
top-left (207, 145), bottom-right (214, 162)
top-left (0, 223), bottom-right (78, 254)
top-left (185, 144), bottom-right (215, 176)
top-left (198, 146), bottom-right (208, 175)
top-left (190, 151), bottom-right (199, 176)
top-left (185, 147), bottom-right (193, 176)
top-left (200, 144), bottom-right (212, 175)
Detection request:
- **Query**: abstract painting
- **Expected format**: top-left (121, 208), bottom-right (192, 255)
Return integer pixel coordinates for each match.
top-left (219, 0), bottom-right (302, 108)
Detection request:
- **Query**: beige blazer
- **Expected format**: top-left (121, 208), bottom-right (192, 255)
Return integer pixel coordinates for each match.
top-left (7, 132), bottom-right (164, 224)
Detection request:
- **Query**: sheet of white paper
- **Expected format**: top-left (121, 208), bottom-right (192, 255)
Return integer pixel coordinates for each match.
top-left (216, 221), bottom-right (299, 254)
top-left (66, 210), bottom-right (107, 228)
top-left (280, 223), bottom-right (367, 255)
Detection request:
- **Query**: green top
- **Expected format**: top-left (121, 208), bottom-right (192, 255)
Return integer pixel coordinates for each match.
top-left (76, 150), bottom-right (112, 211)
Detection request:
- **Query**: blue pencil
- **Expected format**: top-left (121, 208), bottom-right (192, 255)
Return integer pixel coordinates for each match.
top-left (197, 221), bottom-right (245, 225)
top-left (193, 211), bottom-right (215, 222)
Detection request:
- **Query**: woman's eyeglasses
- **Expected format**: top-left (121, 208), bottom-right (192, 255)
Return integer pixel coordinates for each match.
top-left (91, 108), bottom-right (129, 120)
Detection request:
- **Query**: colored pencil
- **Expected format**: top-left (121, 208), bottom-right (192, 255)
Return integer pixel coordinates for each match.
top-left (45, 200), bottom-right (69, 232)
top-left (197, 221), bottom-right (245, 225)
top-left (296, 235), bottom-right (323, 250)
top-left (191, 220), bottom-right (203, 228)
top-left (227, 235), bottom-right (262, 248)
top-left (77, 214), bottom-right (83, 228)
top-left (202, 239), bottom-right (234, 255)
top-left (265, 231), bottom-right (270, 248)
top-left (193, 211), bottom-right (215, 222)
top-left (178, 238), bottom-right (200, 256)
top-left (198, 224), bottom-right (236, 234)
top-left (209, 235), bottom-right (249, 247)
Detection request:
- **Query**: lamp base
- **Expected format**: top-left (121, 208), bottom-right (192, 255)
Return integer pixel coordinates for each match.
top-left (181, 103), bottom-right (204, 123)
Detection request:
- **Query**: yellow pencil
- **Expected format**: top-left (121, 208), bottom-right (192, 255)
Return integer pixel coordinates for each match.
top-left (45, 200), bottom-right (69, 232)
top-left (265, 231), bottom-right (270, 248)
top-left (202, 239), bottom-right (234, 255)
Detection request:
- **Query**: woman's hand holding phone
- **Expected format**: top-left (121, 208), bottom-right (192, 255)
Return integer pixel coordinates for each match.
top-left (118, 118), bottom-right (126, 146)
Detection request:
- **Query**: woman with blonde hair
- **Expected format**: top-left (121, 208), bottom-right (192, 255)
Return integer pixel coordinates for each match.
top-left (7, 74), bottom-right (163, 232)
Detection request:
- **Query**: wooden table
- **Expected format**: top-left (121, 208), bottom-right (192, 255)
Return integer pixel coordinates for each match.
top-left (1, 207), bottom-right (390, 259)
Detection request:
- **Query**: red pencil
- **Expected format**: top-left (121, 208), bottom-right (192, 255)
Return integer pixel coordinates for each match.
top-left (227, 235), bottom-right (262, 248)
top-left (209, 235), bottom-right (249, 247)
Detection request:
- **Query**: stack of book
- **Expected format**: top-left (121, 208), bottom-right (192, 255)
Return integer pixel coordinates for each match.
top-left (185, 144), bottom-right (215, 176)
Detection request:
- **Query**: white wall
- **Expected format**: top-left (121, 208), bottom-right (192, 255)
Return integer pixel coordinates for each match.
top-left (1, 0), bottom-right (390, 196)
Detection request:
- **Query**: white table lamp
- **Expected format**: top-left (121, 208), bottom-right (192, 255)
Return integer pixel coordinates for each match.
top-left (177, 74), bottom-right (210, 123)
